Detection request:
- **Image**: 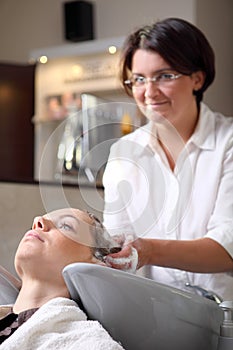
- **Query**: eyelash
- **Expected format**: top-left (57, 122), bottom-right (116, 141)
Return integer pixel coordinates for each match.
top-left (58, 222), bottom-right (73, 231)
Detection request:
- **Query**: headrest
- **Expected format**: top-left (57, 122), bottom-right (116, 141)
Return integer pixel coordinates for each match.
top-left (0, 266), bottom-right (20, 305)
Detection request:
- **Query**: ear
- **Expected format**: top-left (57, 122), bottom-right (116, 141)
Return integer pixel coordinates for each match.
top-left (191, 71), bottom-right (206, 91)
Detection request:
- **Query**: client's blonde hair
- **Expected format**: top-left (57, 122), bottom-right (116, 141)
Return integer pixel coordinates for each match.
top-left (86, 212), bottom-right (121, 262)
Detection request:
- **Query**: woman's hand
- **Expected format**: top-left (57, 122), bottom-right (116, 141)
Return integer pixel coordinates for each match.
top-left (105, 233), bottom-right (139, 272)
top-left (105, 246), bottom-right (138, 272)
top-left (104, 236), bottom-right (150, 272)
top-left (105, 245), bottom-right (137, 271)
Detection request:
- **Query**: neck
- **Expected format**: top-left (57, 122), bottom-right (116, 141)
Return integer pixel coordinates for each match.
top-left (173, 101), bottom-right (200, 142)
top-left (152, 121), bottom-right (185, 168)
top-left (13, 277), bottom-right (70, 314)
top-left (152, 105), bottom-right (199, 169)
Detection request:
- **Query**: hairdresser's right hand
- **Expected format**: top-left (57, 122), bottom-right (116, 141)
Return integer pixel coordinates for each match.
top-left (105, 245), bottom-right (137, 271)
top-left (105, 235), bottom-right (153, 272)
top-left (105, 236), bottom-right (149, 273)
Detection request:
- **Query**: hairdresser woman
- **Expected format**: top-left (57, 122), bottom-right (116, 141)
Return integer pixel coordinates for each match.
top-left (103, 18), bottom-right (233, 301)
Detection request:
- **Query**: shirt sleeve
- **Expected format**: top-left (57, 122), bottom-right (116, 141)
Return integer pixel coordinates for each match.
top-left (205, 136), bottom-right (233, 257)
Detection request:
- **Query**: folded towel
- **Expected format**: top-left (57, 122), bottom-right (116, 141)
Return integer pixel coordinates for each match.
top-left (0, 297), bottom-right (124, 350)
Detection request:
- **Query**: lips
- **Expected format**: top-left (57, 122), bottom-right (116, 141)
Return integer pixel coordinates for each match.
top-left (146, 101), bottom-right (168, 107)
top-left (25, 230), bottom-right (45, 242)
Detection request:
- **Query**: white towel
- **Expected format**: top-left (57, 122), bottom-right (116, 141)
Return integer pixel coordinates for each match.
top-left (0, 297), bottom-right (124, 350)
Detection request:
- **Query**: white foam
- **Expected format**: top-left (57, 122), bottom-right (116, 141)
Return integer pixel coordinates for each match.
top-left (106, 247), bottom-right (138, 273)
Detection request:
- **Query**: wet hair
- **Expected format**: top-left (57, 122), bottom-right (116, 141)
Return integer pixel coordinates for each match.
top-left (86, 212), bottom-right (121, 262)
top-left (120, 17), bottom-right (215, 106)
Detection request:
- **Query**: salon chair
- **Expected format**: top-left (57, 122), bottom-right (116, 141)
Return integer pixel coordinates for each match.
top-left (63, 263), bottom-right (233, 350)
top-left (0, 266), bottom-right (20, 305)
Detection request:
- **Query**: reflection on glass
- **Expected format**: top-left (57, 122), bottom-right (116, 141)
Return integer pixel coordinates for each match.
top-left (55, 93), bottom-right (144, 186)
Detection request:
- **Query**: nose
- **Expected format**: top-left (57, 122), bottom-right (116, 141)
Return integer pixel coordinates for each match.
top-left (144, 81), bottom-right (161, 99)
top-left (32, 216), bottom-right (49, 231)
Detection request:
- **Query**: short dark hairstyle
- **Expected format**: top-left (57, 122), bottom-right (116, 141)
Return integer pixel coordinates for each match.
top-left (120, 17), bottom-right (215, 106)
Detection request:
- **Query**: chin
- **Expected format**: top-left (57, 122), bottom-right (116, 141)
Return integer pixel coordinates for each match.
top-left (140, 105), bottom-right (167, 124)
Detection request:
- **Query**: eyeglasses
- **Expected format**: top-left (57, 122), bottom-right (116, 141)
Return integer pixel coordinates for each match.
top-left (124, 71), bottom-right (183, 89)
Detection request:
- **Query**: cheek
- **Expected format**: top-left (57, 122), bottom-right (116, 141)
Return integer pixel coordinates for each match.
top-left (133, 90), bottom-right (143, 101)
top-left (174, 80), bottom-right (196, 99)
top-left (132, 91), bottom-right (145, 109)
top-left (159, 83), bottom-right (195, 105)
top-left (53, 238), bottom-right (75, 258)
top-left (53, 238), bottom-right (92, 264)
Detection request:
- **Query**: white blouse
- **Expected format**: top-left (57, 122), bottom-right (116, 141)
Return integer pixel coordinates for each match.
top-left (103, 103), bottom-right (233, 301)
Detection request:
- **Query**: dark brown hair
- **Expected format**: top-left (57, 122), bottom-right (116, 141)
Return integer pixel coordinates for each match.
top-left (120, 17), bottom-right (215, 106)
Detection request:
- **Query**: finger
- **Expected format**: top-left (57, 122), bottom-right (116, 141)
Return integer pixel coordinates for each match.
top-left (105, 259), bottom-right (133, 271)
top-left (107, 245), bottom-right (132, 259)
top-left (105, 260), bottom-right (135, 272)
top-left (105, 247), bottom-right (138, 273)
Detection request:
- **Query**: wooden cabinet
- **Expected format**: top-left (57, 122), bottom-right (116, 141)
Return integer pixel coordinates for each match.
top-left (0, 63), bottom-right (35, 182)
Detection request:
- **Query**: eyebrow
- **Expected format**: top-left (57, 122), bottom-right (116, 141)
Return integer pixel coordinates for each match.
top-left (132, 67), bottom-right (173, 76)
top-left (45, 213), bottom-right (81, 225)
top-left (58, 214), bottom-right (80, 223)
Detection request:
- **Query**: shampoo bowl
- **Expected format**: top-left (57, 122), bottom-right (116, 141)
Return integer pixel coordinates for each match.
top-left (63, 263), bottom-right (223, 350)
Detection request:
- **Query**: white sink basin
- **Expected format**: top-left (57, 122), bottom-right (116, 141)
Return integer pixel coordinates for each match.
top-left (63, 263), bottom-right (223, 350)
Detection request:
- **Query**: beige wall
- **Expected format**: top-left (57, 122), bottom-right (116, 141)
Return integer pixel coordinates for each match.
top-left (0, 0), bottom-right (195, 62)
top-left (196, 0), bottom-right (233, 116)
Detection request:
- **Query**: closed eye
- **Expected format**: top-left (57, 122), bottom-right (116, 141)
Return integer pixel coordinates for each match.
top-left (59, 223), bottom-right (72, 230)
top-left (58, 220), bottom-right (76, 233)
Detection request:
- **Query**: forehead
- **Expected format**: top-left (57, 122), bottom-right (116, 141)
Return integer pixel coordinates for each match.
top-left (132, 49), bottom-right (169, 71)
